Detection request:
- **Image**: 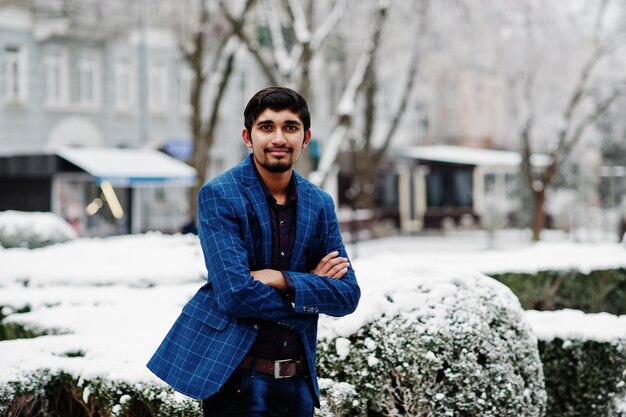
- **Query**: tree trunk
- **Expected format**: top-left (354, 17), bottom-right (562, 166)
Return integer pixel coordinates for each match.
top-left (185, 18), bottom-right (207, 227)
top-left (531, 189), bottom-right (546, 241)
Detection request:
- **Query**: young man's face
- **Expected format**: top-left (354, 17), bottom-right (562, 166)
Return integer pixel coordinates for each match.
top-left (242, 108), bottom-right (311, 174)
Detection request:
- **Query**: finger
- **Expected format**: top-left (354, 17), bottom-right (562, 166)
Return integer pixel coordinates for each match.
top-left (313, 256), bottom-right (341, 275)
top-left (327, 262), bottom-right (350, 278)
top-left (328, 267), bottom-right (349, 279)
top-left (319, 251), bottom-right (339, 265)
top-left (319, 257), bottom-right (347, 276)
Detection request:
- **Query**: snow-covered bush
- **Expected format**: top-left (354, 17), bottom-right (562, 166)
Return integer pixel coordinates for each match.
top-left (526, 309), bottom-right (626, 417)
top-left (316, 378), bottom-right (362, 417)
top-left (0, 211), bottom-right (77, 249)
top-left (317, 272), bottom-right (547, 417)
top-left (539, 338), bottom-right (626, 417)
top-left (0, 371), bottom-right (361, 417)
top-left (0, 370), bottom-right (201, 417)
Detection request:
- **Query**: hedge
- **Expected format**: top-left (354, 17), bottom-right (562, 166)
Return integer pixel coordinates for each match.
top-left (0, 211), bottom-right (77, 249)
top-left (490, 268), bottom-right (626, 315)
top-left (0, 371), bottom-right (200, 417)
top-left (0, 306), bottom-right (46, 341)
top-left (317, 276), bottom-right (547, 417)
top-left (539, 338), bottom-right (626, 417)
top-left (3, 269), bottom-right (626, 416)
top-left (0, 373), bottom-right (357, 417)
top-left (3, 338), bottom-right (624, 417)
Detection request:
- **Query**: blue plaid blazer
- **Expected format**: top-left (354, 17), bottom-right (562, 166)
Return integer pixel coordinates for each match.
top-left (147, 155), bottom-right (360, 403)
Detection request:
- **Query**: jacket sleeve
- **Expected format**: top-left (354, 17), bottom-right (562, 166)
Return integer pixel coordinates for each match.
top-left (198, 182), bottom-right (297, 321)
top-left (283, 197), bottom-right (361, 318)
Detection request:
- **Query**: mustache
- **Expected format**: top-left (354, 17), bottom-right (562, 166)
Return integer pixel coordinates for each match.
top-left (265, 147), bottom-right (292, 153)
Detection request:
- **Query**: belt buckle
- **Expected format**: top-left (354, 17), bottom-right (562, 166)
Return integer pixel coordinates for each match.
top-left (274, 359), bottom-right (293, 379)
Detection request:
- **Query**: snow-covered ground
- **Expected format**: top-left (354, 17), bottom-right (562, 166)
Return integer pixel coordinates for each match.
top-left (0, 229), bottom-right (625, 388)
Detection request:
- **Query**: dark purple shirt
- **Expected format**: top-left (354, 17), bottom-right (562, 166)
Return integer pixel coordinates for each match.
top-left (247, 171), bottom-right (305, 360)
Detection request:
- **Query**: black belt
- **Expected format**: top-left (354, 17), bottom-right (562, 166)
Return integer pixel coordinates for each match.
top-left (239, 355), bottom-right (306, 379)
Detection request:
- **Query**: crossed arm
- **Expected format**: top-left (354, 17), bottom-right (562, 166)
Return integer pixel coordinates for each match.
top-left (250, 251), bottom-right (350, 290)
top-left (199, 182), bottom-right (359, 320)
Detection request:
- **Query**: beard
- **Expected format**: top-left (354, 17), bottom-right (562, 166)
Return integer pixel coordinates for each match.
top-left (254, 148), bottom-right (295, 173)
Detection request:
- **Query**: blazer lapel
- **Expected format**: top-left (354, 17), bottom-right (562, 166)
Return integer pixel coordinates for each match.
top-left (241, 156), bottom-right (272, 268)
top-left (290, 176), bottom-right (315, 271)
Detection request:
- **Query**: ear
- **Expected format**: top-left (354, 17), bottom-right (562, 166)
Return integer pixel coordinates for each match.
top-left (301, 130), bottom-right (312, 149)
top-left (242, 129), bottom-right (253, 149)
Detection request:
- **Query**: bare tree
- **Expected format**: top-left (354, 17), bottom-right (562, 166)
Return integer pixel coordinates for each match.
top-left (174, 0), bottom-right (255, 221)
top-left (220, 0), bottom-right (349, 96)
top-left (218, 0), bottom-right (349, 175)
top-left (350, 1), bottom-right (429, 210)
top-left (512, 0), bottom-right (625, 240)
top-left (312, 0), bottom-right (430, 218)
top-left (311, 1), bottom-right (391, 189)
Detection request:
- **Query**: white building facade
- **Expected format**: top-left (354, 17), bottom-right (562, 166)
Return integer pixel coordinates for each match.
top-left (0, 2), bottom-right (250, 236)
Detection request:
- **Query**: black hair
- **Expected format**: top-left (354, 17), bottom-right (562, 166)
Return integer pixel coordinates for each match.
top-left (243, 86), bottom-right (310, 134)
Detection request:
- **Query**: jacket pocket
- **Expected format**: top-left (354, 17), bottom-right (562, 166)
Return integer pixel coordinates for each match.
top-left (181, 301), bottom-right (231, 331)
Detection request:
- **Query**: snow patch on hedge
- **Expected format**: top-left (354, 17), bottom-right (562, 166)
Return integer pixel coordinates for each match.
top-left (318, 253), bottom-right (518, 341)
top-left (0, 211), bottom-right (77, 249)
top-left (526, 309), bottom-right (626, 342)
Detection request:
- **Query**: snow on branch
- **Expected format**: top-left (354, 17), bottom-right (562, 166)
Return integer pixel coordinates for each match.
top-left (310, 0), bottom-right (348, 52)
top-left (264, 0), bottom-right (294, 76)
top-left (312, 4), bottom-right (389, 187)
top-left (218, 0), bottom-right (281, 86)
top-left (309, 54), bottom-right (370, 187)
top-left (203, 36), bottom-right (241, 138)
top-left (338, 53), bottom-right (372, 116)
top-left (374, 1), bottom-right (429, 163)
top-left (287, 0), bottom-right (311, 43)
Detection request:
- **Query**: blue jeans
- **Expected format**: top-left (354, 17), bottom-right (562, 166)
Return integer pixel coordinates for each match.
top-left (202, 367), bottom-right (315, 417)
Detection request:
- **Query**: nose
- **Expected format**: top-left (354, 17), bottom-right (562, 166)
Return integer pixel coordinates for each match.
top-left (272, 130), bottom-right (287, 145)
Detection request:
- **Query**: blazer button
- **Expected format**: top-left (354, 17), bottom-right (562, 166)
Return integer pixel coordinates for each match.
top-left (253, 324), bottom-right (259, 330)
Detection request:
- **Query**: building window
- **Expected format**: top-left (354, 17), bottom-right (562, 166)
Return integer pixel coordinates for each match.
top-left (114, 58), bottom-right (135, 111)
top-left (76, 50), bottom-right (100, 106)
top-left (44, 47), bottom-right (68, 106)
top-left (426, 166), bottom-right (474, 208)
top-left (0, 45), bottom-right (27, 104)
top-left (149, 61), bottom-right (167, 113)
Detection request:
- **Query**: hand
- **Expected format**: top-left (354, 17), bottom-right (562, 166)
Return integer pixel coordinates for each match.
top-left (250, 269), bottom-right (287, 290)
top-left (311, 251), bottom-right (350, 279)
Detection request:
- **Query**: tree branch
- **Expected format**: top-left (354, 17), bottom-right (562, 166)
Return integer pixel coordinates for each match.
top-left (287, 0), bottom-right (311, 43)
top-left (560, 90), bottom-right (619, 161)
top-left (201, 37), bottom-right (241, 141)
top-left (264, 0), bottom-right (293, 76)
top-left (374, 0), bottom-right (429, 165)
top-left (310, 0), bottom-right (348, 52)
top-left (311, 2), bottom-right (389, 187)
top-left (218, 0), bottom-right (281, 85)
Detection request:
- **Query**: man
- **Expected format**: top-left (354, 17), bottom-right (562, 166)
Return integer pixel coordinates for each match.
top-left (147, 87), bottom-right (360, 416)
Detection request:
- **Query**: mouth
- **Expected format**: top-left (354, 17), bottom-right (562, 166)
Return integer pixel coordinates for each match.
top-left (266, 148), bottom-right (292, 157)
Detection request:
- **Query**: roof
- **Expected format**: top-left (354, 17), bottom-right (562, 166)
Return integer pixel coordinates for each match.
top-left (56, 147), bottom-right (196, 187)
top-left (391, 145), bottom-right (550, 169)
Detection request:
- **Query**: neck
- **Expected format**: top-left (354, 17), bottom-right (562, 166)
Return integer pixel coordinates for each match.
top-left (254, 161), bottom-right (292, 201)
